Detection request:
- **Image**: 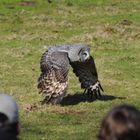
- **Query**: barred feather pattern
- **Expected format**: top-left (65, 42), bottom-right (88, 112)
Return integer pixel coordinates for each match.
top-left (38, 50), bottom-right (69, 104)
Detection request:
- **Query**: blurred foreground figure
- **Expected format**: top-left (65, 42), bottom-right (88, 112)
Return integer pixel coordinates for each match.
top-left (0, 93), bottom-right (20, 140)
top-left (98, 104), bottom-right (140, 140)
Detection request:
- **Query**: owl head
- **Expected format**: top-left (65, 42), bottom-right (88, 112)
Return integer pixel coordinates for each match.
top-left (67, 44), bottom-right (90, 62)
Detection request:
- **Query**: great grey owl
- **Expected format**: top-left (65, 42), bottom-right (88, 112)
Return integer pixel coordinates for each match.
top-left (38, 44), bottom-right (103, 104)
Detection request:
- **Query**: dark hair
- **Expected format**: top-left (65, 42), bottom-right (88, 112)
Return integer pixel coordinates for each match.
top-left (0, 113), bottom-right (8, 124)
top-left (98, 104), bottom-right (140, 140)
top-left (0, 113), bottom-right (19, 136)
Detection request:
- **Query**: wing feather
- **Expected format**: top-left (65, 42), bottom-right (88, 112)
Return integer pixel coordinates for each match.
top-left (38, 50), bottom-right (69, 104)
top-left (40, 51), bottom-right (69, 81)
top-left (70, 56), bottom-right (98, 89)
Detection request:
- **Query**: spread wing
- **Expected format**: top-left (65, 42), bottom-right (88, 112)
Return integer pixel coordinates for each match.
top-left (38, 50), bottom-right (69, 104)
top-left (70, 56), bottom-right (103, 98)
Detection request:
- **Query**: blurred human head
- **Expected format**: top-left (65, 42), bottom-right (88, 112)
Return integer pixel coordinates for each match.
top-left (98, 104), bottom-right (140, 140)
top-left (0, 93), bottom-right (20, 135)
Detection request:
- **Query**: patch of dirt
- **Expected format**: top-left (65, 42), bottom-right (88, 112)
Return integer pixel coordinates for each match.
top-left (23, 104), bottom-right (39, 112)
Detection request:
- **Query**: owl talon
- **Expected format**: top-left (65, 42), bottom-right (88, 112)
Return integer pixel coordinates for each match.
top-left (86, 81), bottom-right (103, 99)
top-left (83, 89), bottom-right (87, 95)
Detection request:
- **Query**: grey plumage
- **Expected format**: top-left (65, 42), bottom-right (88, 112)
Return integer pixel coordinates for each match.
top-left (46, 44), bottom-right (90, 62)
top-left (38, 44), bottom-right (103, 104)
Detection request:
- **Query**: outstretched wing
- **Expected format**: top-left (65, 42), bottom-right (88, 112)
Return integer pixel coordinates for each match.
top-left (70, 56), bottom-right (103, 98)
top-left (38, 50), bottom-right (69, 104)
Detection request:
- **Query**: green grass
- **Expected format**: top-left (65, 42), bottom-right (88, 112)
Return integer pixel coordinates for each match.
top-left (0, 0), bottom-right (140, 139)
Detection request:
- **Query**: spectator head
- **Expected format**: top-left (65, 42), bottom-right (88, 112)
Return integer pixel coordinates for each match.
top-left (0, 93), bottom-right (20, 135)
top-left (98, 104), bottom-right (140, 140)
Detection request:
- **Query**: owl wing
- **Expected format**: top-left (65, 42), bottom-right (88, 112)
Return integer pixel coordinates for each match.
top-left (40, 50), bottom-right (69, 80)
top-left (38, 50), bottom-right (69, 104)
top-left (70, 56), bottom-right (103, 99)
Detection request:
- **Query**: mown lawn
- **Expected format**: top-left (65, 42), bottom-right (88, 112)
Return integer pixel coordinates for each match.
top-left (0, 0), bottom-right (140, 139)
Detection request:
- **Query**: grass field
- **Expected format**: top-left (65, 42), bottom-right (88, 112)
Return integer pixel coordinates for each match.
top-left (0, 0), bottom-right (140, 139)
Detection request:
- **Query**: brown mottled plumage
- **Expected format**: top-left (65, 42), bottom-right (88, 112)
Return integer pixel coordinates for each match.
top-left (38, 49), bottom-right (69, 104)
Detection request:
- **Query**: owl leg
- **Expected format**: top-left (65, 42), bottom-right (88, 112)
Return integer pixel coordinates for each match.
top-left (50, 93), bottom-right (66, 104)
top-left (84, 81), bottom-right (103, 100)
top-left (41, 94), bottom-right (52, 105)
top-left (41, 96), bottom-right (59, 105)
top-left (83, 89), bottom-right (87, 95)
top-left (97, 89), bottom-right (102, 97)
top-left (89, 83), bottom-right (103, 99)
top-left (99, 83), bottom-right (104, 92)
top-left (90, 88), bottom-right (102, 99)
top-left (83, 89), bottom-right (94, 101)
top-left (87, 89), bottom-right (98, 100)
top-left (42, 92), bottom-right (66, 105)
top-left (93, 89), bottom-right (98, 99)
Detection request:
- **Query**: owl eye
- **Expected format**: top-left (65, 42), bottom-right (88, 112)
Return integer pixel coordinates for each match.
top-left (83, 52), bottom-right (88, 56)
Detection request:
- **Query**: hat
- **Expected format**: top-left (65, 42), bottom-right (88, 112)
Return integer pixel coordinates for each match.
top-left (0, 94), bottom-right (19, 124)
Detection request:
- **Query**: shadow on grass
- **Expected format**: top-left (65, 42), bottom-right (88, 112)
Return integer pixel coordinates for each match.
top-left (61, 92), bottom-right (125, 106)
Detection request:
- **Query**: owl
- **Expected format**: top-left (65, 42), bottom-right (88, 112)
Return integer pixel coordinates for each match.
top-left (37, 44), bottom-right (103, 104)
